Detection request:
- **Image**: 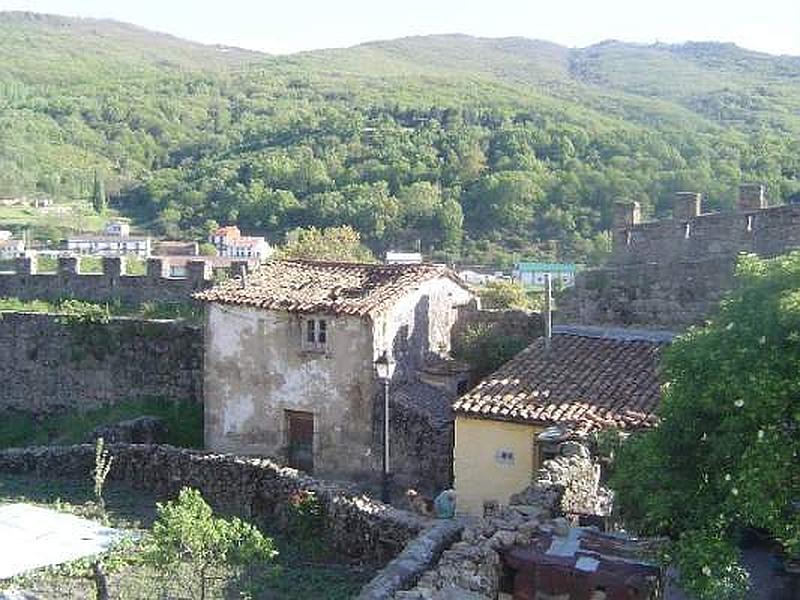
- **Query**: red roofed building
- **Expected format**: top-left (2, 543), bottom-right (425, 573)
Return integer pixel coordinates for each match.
top-left (209, 225), bottom-right (273, 261)
top-left (195, 259), bottom-right (475, 486)
top-left (452, 325), bottom-right (672, 514)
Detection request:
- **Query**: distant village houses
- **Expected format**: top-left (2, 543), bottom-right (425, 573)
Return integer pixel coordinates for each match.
top-left (195, 259), bottom-right (474, 486)
top-left (209, 225), bottom-right (272, 261)
top-left (65, 220), bottom-right (151, 257)
top-left (452, 326), bottom-right (670, 515)
top-left (0, 230), bottom-right (25, 260)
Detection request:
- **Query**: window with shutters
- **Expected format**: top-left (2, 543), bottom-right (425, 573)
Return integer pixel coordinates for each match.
top-left (302, 318), bottom-right (328, 352)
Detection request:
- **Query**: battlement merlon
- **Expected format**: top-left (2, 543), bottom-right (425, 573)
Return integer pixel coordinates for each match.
top-left (673, 192), bottom-right (702, 221)
top-left (738, 183), bottom-right (767, 212)
top-left (612, 201), bottom-right (641, 231)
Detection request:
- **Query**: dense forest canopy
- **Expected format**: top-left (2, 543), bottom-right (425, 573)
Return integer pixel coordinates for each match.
top-left (2, 12), bottom-right (800, 264)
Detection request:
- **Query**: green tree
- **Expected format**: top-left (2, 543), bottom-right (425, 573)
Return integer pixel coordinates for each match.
top-left (612, 252), bottom-right (800, 599)
top-left (280, 225), bottom-right (376, 263)
top-left (91, 171), bottom-right (107, 214)
top-left (143, 488), bottom-right (277, 600)
top-left (478, 280), bottom-right (531, 310)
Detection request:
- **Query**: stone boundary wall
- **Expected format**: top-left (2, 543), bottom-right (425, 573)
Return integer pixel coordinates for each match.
top-left (0, 256), bottom-right (248, 305)
top-left (393, 441), bottom-right (608, 599)
top-left (0, 444), bottom-right (426, 563)
top-left (389, 399), bottom-right (454, 498)
top-left (557, 256), bottom-right (737, 328)
top-left (0, 312), bottom-right (202, 414)
top-left (611, 195), bottom-right (800, 266)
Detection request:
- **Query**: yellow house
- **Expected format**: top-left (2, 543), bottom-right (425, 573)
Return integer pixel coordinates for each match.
top-left (452, 326), bottom-right (671, 515)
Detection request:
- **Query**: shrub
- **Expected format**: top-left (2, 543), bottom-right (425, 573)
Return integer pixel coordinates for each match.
top-left (478, 280), bottom-right (531, 310)
top-left (143, 488), bottom-right (277, 600)
top-left (452, 322), bottom-right (528, 377)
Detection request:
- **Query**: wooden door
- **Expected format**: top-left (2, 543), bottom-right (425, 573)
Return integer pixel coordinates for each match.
top-left (286, 410), bottom-right (314, 473)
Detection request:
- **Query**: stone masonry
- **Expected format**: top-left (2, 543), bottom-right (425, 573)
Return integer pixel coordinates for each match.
top-left (0, 444), bottom-right (426, 563)
top-left (559, 184), bottom-right (800, 328)
top-left (0, 255), bottom-right (247, 305)
top-left (0, 312), bottom-right (202, 414)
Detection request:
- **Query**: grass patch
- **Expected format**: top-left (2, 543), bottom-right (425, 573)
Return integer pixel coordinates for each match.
top-left (0, 296), bottom-right (202, 323)
top-left (0, 475), bottom-right (373, 599)
top-left (0, 397), bottom-right (203, 449)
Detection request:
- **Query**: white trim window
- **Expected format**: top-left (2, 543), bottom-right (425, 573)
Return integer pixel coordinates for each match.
top-left (303, 318), bottom-right (328, 352)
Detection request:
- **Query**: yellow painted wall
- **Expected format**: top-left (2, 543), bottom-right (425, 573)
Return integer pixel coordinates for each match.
top-left (454, 416), bottom-right (541, 516)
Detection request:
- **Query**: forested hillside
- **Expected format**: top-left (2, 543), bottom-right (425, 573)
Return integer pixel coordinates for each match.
top-left (2, 11), bottom-right (800, 263)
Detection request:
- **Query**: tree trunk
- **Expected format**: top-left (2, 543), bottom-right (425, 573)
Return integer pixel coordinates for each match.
top-left (92, 561), bottom-right (109, 600)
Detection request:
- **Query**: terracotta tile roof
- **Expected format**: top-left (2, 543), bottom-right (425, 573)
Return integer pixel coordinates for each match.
top-left (453, 327), bottom-right (671, 433)
top-left (194, 259), bottom-right (468, 316)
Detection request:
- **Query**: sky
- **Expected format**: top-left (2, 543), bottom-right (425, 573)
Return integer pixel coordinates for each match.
top-left (1, 0), bottom-right (799, 56)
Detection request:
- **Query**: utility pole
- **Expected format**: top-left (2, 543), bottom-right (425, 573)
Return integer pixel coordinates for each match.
top-left (544, 273), bottom-right (553, 352)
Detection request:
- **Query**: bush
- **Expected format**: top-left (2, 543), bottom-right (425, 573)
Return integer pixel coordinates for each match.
top-left (612, 252), bottom-right (800, 598)
top-left (478, 280), bottom-right (531, 310)
top-left (452, 322), bottom-right (528, 377)
top-left (143, 488), bottom-right (277, 600)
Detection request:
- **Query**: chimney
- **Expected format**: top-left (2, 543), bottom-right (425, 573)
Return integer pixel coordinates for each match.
top-left (673, 192), bottom-right (701, 221)
top-left (738, 183), bottom-right (766, 212)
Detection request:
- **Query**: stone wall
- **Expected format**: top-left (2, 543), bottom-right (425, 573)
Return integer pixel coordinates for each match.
top-left (560, 186), bottom-right (800, 329)
top-left (0, 312), bottom-right (202, 414)
top-left (392, 441), bottom-right (611, 599)
top-left (510, 441), bottom-right (612, 518)
top-left (0, 444), bottom-right (426, 563)
top-left (0, 256), bottom-right (247, 305)
top-left (557, 256), bottom-right (737, 328)
top-left (388, 383), bottom-right (455, 498)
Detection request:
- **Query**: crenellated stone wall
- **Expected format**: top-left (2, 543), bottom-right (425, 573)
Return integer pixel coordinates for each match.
top-left (0, 255), bottom-right (248, 305)
top-left (560, 184), bottom-right (800, 329)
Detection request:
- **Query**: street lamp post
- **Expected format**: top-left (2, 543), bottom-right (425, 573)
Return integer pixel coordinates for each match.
top-left (374, 351), bottom-right (395, 504)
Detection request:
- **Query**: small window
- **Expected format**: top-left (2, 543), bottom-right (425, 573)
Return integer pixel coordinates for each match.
top-left (303, 319), bottom-right (328, 352)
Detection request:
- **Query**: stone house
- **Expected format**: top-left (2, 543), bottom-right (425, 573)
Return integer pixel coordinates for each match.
top-left (195, 259), bottom-right (474, 485)
top-left (451, 325), bottom-right (671, 515)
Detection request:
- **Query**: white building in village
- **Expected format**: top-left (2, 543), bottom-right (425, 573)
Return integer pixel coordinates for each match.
top-left (66, 220), bottom-right (151, 257)
top-left (209, 226), bottom-right (272, 261)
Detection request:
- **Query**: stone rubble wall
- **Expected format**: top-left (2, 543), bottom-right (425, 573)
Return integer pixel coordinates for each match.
top-left (388, 441), bottom-right (608, 599)
top-left (0, 444), bottom-right (426, 563)
top-left (0, 312), bottom-right (202, 414)
top-left (388, 399), bottom-right (454, 498)
top-left (510, 441), bottom-right (613, 517)
top-left (557, 256), bottom-right (736, 328)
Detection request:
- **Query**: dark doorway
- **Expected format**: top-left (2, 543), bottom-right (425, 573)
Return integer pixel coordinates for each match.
top-left (286, 410), bottom-right (314, 473)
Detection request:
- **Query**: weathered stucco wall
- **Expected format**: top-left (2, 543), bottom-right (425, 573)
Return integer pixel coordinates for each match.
top-left (204, 277), bottom-right (474, 486)
top-left (203, 303), bottom-right (379, 481)
top-left (372, 278), bottom-right (475, 383)
top-left (453, 416), bottom-right (542, 516)
top-left (0, 312), bottom-right (202, 414)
